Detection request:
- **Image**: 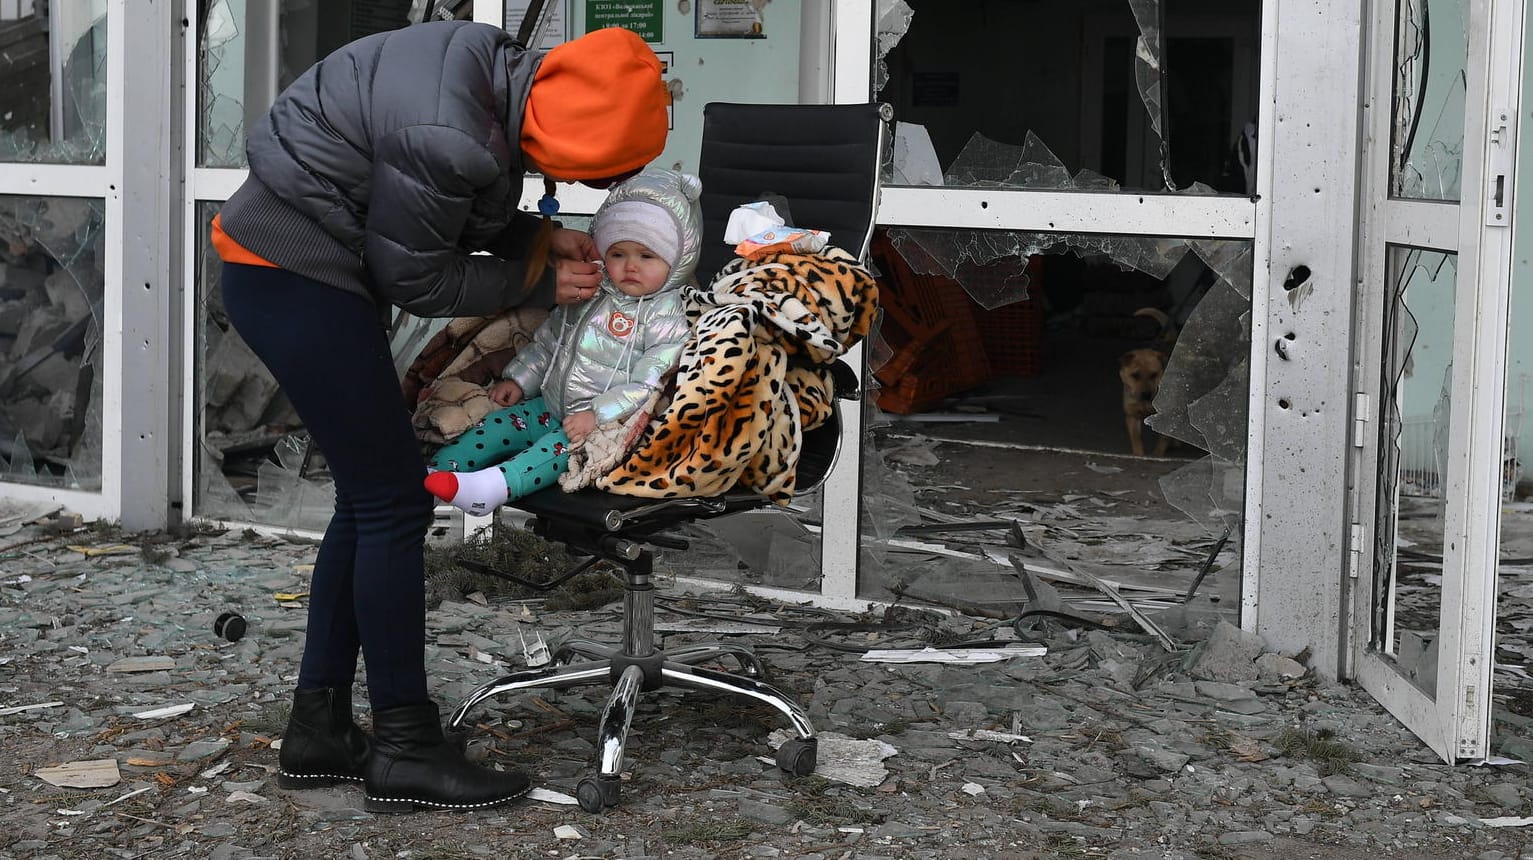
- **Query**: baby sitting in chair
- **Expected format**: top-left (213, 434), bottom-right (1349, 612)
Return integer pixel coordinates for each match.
top-left (424, 169), bottom-right (702, 514)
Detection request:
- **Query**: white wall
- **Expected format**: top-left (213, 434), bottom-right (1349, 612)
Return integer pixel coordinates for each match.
top-left (568, 2), bottom-right (804, 174)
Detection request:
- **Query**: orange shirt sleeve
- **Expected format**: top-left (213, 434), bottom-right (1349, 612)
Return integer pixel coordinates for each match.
top-left (210, 213), bottom-right (278, 268)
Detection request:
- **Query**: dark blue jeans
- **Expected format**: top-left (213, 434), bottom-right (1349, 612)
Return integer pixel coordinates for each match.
top-left (221, 262), bottom-right (432, 711)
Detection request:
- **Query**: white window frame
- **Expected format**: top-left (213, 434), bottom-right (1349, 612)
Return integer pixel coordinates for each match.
top-left (1348, 0), bottom-right (1524, 763)
top-left (0, 0), bottom-right (179, 529)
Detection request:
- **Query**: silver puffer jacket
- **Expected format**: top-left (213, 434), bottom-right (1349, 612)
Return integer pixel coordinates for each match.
top-left (503, 170), bottom-right (702, 424)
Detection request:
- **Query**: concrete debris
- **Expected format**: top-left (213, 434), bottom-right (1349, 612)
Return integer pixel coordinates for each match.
top-left (35, 758), bottom-right (121, 788)
top-left (526, 787), bottom-right (577, 805)
top-left (106, 656), bottom-right (176, 673)
top-left (948, 729), bottom-right (1032, 744)
top-left (1256, 651), bottom-right (1308, 680)
top-left (1481, 815), bottom-right (1533, 827)
top-left (131, 703), bottom-right (195, 720)
top-left (654, 618), bottom-right (782, 635)
top-left (1, 515), bottom-right (1532, 857)
top-left (0, 701), bottom-right (62, 716)
top-left (769, 730), bottom-right (897, 789)
top-left (1187, 619), bottom-right (1266, 681)
top-left (859, 645), bottom-right (1044, 663)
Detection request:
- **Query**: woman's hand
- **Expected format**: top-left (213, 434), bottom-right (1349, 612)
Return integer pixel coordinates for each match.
top-left (553, 258), bottom-right (602, 305)
top-left (550, 228), bottom-right (601, 305)
top-left (549, 227), bottom-right (597, 262)
top-left (489, 379), bottom-right (523, 407)
top-left (563, 410), bottom-right (597, 443)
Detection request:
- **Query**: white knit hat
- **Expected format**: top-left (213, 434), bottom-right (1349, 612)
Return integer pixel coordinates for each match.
top-left (592, 200), bottom-right (681, 270)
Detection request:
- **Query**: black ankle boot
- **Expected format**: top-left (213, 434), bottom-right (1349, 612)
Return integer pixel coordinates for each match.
top-left (363, 702), bottom-right (530, 813)
top-left (276, 687), bottom-right (370, 788)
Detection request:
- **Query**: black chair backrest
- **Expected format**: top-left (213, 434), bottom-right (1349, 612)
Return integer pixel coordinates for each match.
top-left (695, 102), bottom-right (887, 286)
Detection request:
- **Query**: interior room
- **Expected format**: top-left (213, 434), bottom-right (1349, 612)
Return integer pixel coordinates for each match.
top-left (795, 0), bottom-right (1263, 627)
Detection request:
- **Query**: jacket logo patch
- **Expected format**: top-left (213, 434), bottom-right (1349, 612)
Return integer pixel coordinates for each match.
top-left (607, 311), bottom-right (636, 338)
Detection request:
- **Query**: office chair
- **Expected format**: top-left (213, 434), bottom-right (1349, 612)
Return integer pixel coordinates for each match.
top-left (445, 102), bottom-right (889, 813)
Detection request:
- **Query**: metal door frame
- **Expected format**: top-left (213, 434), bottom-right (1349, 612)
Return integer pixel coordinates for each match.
top-left (1349, 0), bottom-right (1524, 763)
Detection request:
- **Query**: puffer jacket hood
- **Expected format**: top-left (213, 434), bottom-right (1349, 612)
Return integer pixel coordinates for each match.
top-left (500, 170), bottom-right (701, 426)
top-left (590, 169), bottom-right (704, 295)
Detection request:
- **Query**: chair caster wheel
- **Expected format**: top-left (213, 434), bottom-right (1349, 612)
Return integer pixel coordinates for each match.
top-left (775, 737), bottom-right (817, 777)
top-left (576, 776), bottom-right (620, 812)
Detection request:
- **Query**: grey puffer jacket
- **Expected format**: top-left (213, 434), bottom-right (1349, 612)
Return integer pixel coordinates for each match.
top-left (504, 170), bottom-right (702, 424)
top-left (221, 20), bottom-right (554, 316)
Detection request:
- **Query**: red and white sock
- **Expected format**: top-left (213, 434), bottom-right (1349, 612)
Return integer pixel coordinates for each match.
top-left (423, 468), bottom-right (509, 516)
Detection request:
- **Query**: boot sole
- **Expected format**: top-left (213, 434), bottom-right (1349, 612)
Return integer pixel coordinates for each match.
top-left (277, 771), bottom-right (365, 790)
top-left (363, 784), bottom-right (530, 814)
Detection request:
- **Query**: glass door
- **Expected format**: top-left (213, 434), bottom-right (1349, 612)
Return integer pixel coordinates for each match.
top-left (1351, 0), bottom-right (1524, 762)
top-left (0, 0), bottom-right (110, 514)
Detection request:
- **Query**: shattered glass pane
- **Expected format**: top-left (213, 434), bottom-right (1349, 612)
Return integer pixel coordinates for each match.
top-left (199, 0), bottom-right (248, 168)
top-left (647, 493), bottom-right (828, 593)
top-left (1145, 278), bottom-right (1250, 464)
top-left (1125, 0), bottom-right (1169, 189)
top-left (1370, 247), bottom-right (1456, 693)
top-left (1391, 0), bottom-right (1468, 200)
top-left (0, 2), bottom-right (108, 165)
top-left (886, 214), bottom-right (1195, 317)
top-left (880, 2), bottom-right (1256, 195)
top-left (198, 0), bottom-right (414, 169)
top-left (945, 132), bottom-right (1079, 190)
top-left (882, 134), bottom-right (1253, 308)
top-left (193, 201), bottom-right (333, 529)
top-left (0, 194), bottom-right (105, 491)
top-left (873, 0), bottom-right (914, 97)
top-left (855, 225), bottom-right (1250, 628)
top-left (1495, 200), bottom-right (1533, 746)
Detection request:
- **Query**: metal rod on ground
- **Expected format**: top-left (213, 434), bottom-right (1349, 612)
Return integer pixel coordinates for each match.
top-left (1182, 523), bottom-right (1235, 604)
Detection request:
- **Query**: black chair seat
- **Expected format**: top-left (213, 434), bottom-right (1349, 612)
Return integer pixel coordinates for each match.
top-left (508, 411), bottom-right (841, 552)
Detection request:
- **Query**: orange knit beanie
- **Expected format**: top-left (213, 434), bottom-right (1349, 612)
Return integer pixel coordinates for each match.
top-left (521, 27), bottom-right (669, 181)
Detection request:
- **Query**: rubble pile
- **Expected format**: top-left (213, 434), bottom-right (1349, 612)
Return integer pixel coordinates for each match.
top-left (2, 498), bottom-right (1532, 859)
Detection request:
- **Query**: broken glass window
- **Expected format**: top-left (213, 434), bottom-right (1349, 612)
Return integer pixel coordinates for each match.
top-left (848, 223), bottom-right (1249, 622)
top-left (198, 0), bottom-right (414, 169)
top-left (1494, 239), bottom-right (1533, 748)
top-left (873, 0), bottom-right (914, 97)
top-left (1370, 248), bottom-right (1456, 691)
top-left (193, 201), bottom-right (334, 530)
top-left (1124, 0), bottom-right (1169, 190)
top-left (879, 1), bottom-right (1257, 195)
top-left (0, 194), bottom-right (105, 491)
top-left (1391, 0), bottom-right (1468, 200)
top-left (198, 0), bottom-right (249, 168)
top-left (0, 2), bottom-right (108, 165)
top-left (1146, 277), bottom-right (1249, 534)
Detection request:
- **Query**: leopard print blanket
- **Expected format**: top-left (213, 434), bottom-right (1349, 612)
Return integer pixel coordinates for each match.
top-left (596, 246), bottom-right (878, 503)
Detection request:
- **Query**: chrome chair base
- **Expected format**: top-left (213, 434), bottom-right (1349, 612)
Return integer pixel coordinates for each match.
top-left (446, 549), bottom-right (817, 813)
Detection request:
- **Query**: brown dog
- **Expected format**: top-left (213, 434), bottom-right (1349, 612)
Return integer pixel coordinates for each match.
top-left (1119, 308), bottom-right (1177, 456)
